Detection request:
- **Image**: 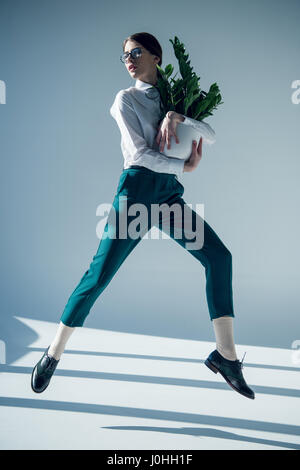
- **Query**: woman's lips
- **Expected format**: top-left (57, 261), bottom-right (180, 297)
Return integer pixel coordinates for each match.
top-left (129, 66), bottom-right (136, 72)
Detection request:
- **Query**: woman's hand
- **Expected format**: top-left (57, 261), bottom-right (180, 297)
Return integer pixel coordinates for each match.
top-left (183, 138), bottom-right (203, 172)
top-left (155, 111), bottom-right (184, 152)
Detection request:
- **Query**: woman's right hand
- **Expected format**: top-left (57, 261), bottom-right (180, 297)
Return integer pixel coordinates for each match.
top-left (183, 137), bottom-right (203, 172)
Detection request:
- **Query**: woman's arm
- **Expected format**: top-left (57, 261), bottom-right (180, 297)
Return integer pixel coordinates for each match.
top-left (110, 91), bottom-right (185, 177)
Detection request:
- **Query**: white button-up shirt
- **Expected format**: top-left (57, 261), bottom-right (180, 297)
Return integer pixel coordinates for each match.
top-left (110, 78), bottom-right (216, 178)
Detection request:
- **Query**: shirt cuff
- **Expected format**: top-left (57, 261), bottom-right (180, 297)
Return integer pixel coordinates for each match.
top-left (168, 157), bottom-right (185, 177)
top-left (182, 116), bottom-right (216, 145)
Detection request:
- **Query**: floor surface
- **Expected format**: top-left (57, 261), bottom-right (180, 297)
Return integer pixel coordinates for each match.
top-left (0, 316), bottom-right (299, 450)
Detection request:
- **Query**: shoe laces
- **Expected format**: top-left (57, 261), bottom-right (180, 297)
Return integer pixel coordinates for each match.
top-left (237, 351), bottom-right (246, 369)
top-left (44, 352), bottom-right (59, 371)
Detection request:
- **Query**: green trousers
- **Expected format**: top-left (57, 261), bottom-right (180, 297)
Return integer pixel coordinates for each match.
top-left (60, 165), bottom-right (235, 327)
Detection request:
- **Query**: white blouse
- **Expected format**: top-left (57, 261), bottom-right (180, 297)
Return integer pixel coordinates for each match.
top-left (110, 78), bottom-right (216, 178)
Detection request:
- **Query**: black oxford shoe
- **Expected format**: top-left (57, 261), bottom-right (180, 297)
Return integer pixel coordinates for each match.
top-left (205, 349), bottom-right (255, 400)
top-left (31, 346), bottom-right (60, 393)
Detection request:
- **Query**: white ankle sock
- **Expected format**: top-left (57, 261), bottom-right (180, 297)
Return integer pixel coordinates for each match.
top-left (48, 322), bottom-right (75, 360)
top-left (212, 316), bottom-right (238, 361)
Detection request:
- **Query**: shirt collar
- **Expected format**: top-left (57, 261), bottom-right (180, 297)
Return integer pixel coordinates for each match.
top-left (135, 79), bottom-right (155, 91)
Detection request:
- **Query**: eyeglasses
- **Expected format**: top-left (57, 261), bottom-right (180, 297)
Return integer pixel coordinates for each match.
top-left (120, 47), bottom-right (143, 64)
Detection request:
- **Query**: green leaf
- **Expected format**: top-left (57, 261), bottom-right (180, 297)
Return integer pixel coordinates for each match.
top-left (155, 36), bottom-right (223, 120)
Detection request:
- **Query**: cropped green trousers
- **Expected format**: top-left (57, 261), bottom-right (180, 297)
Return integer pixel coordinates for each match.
top-left (60, 165), bottom-right (235, 327)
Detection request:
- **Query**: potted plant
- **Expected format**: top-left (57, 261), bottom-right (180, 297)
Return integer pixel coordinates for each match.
top-left (155, 36), bottom-right (223, 160)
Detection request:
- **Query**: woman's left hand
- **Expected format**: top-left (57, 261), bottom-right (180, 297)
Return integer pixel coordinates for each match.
top-left (155, 111), bottom-right (184, 152)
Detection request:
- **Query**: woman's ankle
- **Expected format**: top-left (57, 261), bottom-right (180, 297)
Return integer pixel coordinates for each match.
top-left (216, 345), bottom-right (237, 361)
top-left (48, 343), bottom-right (63, 360)
top-left (48, 322), bottom-right (76, 360)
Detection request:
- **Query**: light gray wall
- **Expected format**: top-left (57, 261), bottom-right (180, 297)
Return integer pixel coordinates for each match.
top-left (1, 0), bottom-right (299, 362)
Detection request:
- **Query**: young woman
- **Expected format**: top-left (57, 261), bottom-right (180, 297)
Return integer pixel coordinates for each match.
top-left (31, 32), bottom-right (255, 400)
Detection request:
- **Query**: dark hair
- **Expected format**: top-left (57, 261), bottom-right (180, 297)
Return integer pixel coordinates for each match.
top-left (122, 32), bottom-right (162, 67)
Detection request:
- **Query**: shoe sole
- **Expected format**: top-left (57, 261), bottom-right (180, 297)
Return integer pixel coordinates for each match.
top-left (204, 359), bottom-right (255, 400)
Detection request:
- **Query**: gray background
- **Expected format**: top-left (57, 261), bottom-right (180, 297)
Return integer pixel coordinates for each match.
top-left (0, 0), bottom-right (299, 363)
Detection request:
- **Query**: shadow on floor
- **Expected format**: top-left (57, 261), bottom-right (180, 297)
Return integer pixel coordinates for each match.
top-left (0, 396), bottom-right (299, 449)
top-left (102, 424), bottom-right (300, 450)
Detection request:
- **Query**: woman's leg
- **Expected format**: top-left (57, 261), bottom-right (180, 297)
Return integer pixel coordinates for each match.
top-left (212, 316), bottom-right (237, 360)
top-left (59, 195), bottom-right (150, 328)
top-left (156, 189), bottom-right (237, 359)
top-left (156, 181), bottom-right (254, 398)
top-left (48, 322), bottom-right (75, 360)
top-left (32, 190), bottom-right (152, 391)
top-left (32, 168), bottom-right (166, 393)
top-left (158, 194), bottom-right (235, 321)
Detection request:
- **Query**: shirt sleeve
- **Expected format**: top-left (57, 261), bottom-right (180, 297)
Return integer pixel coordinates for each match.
top-left (110, 90), bottom-right (185, 177)
top-left (181, 115), bottom-right (216, 145)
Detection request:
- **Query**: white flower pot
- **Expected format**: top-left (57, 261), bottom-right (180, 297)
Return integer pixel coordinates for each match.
top-left (162, 122), bottom-right (202, 160)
